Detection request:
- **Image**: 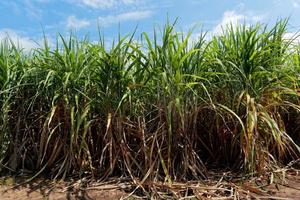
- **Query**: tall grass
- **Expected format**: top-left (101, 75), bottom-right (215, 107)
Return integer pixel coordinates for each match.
top-left (0, 20), bottom-right (299, 183)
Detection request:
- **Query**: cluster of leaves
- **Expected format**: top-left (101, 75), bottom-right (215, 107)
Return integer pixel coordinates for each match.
top-left (0, 20), bottom-right (299, 184)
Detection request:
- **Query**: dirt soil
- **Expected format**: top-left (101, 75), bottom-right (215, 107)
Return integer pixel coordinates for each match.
top-left (0, 179), bottom-right (127, 200)
top-left (0, 171), bottom-right (299, 200)
top-left (251, 171), bottom-right (300, 199)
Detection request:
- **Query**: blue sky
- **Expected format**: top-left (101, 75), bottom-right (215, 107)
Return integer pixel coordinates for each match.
top-left (1, 0), bottom-right (300, 49)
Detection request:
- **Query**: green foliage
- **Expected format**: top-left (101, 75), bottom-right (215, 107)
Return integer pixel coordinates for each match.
top-left (0, 20), bottom-right (299, 183)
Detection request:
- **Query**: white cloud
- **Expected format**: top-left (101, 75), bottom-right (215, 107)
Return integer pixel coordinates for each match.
top-left (283, 32), bottom-right (300, 45)
top-left (275, 0), bottom-right (300, 8)
top-left (0, 1), bottom-right (21, 15)
top-left (67, 15), bottom-right (90, 29)
top-left (187, 32), bottom-right (206, 49)
top-left (1, 0), bottom-right (43, 20)
top-left (212, 11), bottom-right (263, 36)
top-left (24, 0), bottom-right (43, 20)
top-left (77, 0), bottom-right (140, 9)
top-left (293, 1), bottom-right (299, 8)
top-left (212, 11), bottom-right (245, 35)
top-left (97, 10), bottom-right (153, 26)
top-left (0, 29), bottom-right (38, 51)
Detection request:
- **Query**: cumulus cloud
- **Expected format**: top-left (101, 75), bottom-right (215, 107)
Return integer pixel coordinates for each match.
top-left (97, 10), bottom-right (153, 26)
top-left (283, 32), bottom-right (300, 45)
top-left (77, 0), bottom-right (140, 9)
top-left (293, 1), bottom-right (299, 8)
top-left (0, 29), bottom-right (38, 51)
top-left (212, 10), bottom-right (263, 35)
top-left (67, 15), bottom-right (90, 29)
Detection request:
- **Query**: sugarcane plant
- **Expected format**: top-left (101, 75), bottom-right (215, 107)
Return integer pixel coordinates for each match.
top-left (0, 19), bottom-right (299, 184)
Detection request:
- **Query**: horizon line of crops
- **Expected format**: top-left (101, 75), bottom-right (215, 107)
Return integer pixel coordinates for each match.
top-left (0, 19), bottom-right (299, 184)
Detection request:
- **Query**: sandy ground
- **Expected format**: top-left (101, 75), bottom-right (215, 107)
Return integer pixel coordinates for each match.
top-left (0, 182), bottom-right (126, 200)
top-left (252, 172), bottom-right (300, 200)
top-left (263, 173), bottom-right (300, 199)
top-left (0, 172), bottom-right (299, 199)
